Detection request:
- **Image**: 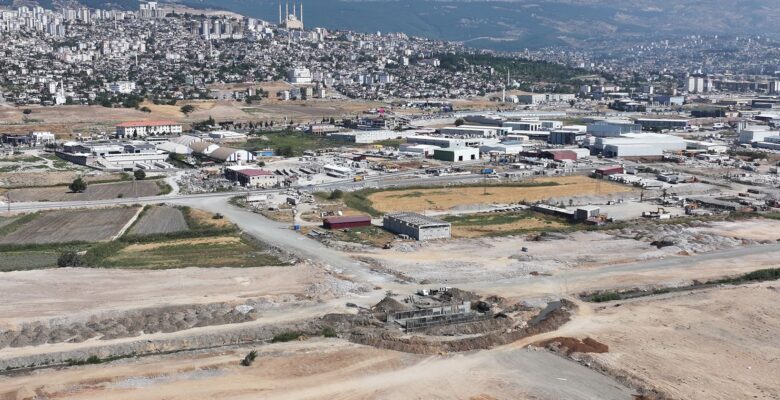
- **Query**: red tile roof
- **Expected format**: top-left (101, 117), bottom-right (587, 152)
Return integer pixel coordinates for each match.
top-left (323, 215), bottom-right (372, 224)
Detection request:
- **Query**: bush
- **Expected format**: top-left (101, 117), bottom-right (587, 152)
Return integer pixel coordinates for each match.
top-left (180, 104), bottom-right (195, 115)
top-left (321, 327), bottom-right (337, 338)
top-left (134, 169), bottom-right (146, 180)
top-left (271, 331), bottom-right (302, 343)
top-left (22, 109), bottom-right (32, 115)
top-left (57, 250), bottom-right (85, 268)
top-left (69, 177), bottom-right (87, 193)
top-left (454, 118), bottom-right (465, 126)
top-left (591, 292), bottom-right (621, 303)
top-left (328, 189), bottom-right (344, 200)
top-left (139, 106), bottom-right (152, 113)
top-left (240, 350), bottom-right (258, 367)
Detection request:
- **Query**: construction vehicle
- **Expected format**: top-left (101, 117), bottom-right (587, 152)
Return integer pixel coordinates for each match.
top-left (353, 175), bottom-right (365, 182)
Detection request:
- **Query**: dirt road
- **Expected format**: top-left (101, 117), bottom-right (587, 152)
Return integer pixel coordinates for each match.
top-left (0, 339), bottom-right (636, 400)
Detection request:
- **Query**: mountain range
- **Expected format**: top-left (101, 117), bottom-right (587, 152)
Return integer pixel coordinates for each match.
top-left (6, 0), bottom-right (780, 50)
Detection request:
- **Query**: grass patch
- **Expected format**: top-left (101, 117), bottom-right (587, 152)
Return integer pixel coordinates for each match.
top-left (0, 213), bottom-right (38, 237)
top-left (156, 181), bottom-right (173, 195)
top-left (708, 268), bottom-right (780, 285)
top-left (0, 250), bottom-right (59, 271)
top-left (444, 211), bottom-right (536, 226)
top-left (88, 234), bottom-right (282, 269)
top-left (591, 292), bottom-right (622, 303)
top-left (321, 327), bottom-right (337, 338)
top-left (337, 181), bottom-right (564, 217)
top-left (342, 190), bottom-right (383, 217)
top-left (327, 225), bottom-right (395, 247)
top-left (66, 354), bottom-right (133, 366)
top-left (243, 131), bottom-right (342, 156)
top-left (373, 138), bottom-right (406, 148)
top-left (582, 268), bottom-right (780, 303)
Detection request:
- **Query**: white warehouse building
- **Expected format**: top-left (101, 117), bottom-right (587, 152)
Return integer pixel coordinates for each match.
top-left (439, 125), bottom-right (508, 138)
top-left (596, 133), bottom-right (686, 158)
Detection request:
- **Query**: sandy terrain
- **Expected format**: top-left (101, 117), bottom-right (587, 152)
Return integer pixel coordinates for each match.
top-left (693, 218), bottom-right (780, 241)
top-left (0, 339), bottom-right (635, 400)
top-left (571, 283), bottom-right (780, 400)
top-left (368, 176), bottom-right (633, 213)
top-left (0, 264), bottom-right (318, 326)
top-left (363, 231), bottom-right (670, 284)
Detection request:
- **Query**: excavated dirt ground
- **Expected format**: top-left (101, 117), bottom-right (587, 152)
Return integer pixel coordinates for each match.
top-left (563, 283), bottom-right (780, 400)
top-left (0, 339), bottom-right (636, 400)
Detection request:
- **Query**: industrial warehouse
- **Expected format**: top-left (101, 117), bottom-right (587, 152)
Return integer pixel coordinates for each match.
top-left (383, 212), bottom-right (452, 241)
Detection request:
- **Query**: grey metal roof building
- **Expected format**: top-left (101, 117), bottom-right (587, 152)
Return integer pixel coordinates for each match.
top-left (383, 212), bottom-right (451, 241)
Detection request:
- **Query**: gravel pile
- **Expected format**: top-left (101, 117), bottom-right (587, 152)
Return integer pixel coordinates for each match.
top-left (617, 223), bottom-right (753, 254)
top-left (0, 302), bottom-right (257, 349)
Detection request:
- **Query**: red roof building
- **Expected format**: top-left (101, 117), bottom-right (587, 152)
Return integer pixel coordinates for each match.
top-left (595, 166), bottom-right (625, 176)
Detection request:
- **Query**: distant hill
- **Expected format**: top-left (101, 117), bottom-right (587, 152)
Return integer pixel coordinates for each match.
top-left (6, 0), bottom-right (780, 50)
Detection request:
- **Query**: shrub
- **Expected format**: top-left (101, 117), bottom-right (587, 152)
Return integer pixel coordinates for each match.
top-left (328, 189), bottom-right (344, 200)
top-left (134, 169), bottom-right (146, 180)
top-left (180, 104), bottom-right (195, 115)
top-left (271, 331), bottom-right (302, 343)
top-left (321, 327), bottom-right (337, 338)
top-left (57, 250), bottom-right (85, 268)
top-left (240, 350), bottom-right (258, 367)
top-left (69, 177), bottom-right (87, 193)
top-left (591, 292), bottom-right (621, 303)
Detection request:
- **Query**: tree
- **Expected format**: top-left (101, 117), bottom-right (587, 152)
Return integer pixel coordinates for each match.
top-left (180, 104), bottom-right (195, 115)
top-left (57, 250), bottom-right (85, 268)
top-left (69, 177), bottom-right (87, 193)
top-left (134, 169), bottom-right (146, 180)
top-left (139, 106), bottom-right (152, 113)
top-left (22, 109), bottom-right (32, 115)
top-left (276, 146), bottom-right (294, 157)
top-left (329, 189), bottom-right (344, 200)
top-left (454, 118), bottom-right (465, 126)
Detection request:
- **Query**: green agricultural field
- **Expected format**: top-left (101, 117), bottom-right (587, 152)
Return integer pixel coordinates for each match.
top-left (243, 131), bottom-right (342, 156)
top-left (91, 235), bottom-right (283, 269)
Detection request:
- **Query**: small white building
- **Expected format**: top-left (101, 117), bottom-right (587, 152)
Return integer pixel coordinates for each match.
top-left (433, 147), bottom-right (480, 162)
top-left (30, 131), bottom-right (56, 146)
top-left (287, 67), bottom-right (312, 84)
top-left (106, 81), bottom-right (137, 94)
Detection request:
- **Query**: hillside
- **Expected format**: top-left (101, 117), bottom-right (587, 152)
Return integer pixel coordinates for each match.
top-left (5, 0), bottom-right (780, 50)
